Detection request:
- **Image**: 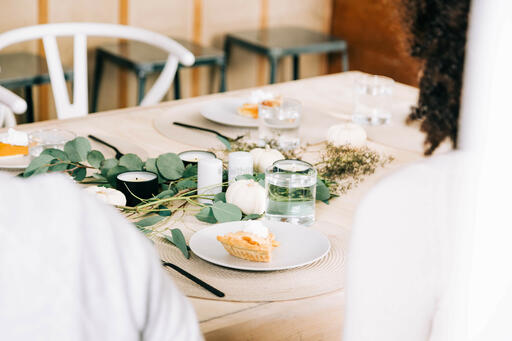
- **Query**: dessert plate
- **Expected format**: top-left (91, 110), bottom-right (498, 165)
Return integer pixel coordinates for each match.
top-left (200, 98), bottom-right (258, 128)
top-left (0, 132), bottom-right (30, 169)
top-left (189, 221), bottom-right (330, 271)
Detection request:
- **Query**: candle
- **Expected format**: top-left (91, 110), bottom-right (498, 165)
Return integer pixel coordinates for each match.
top-left (228, 151), bottom-right (253, 183)
top-left (272, 159), bottom-right (312, 174)
top-left (178, 150), bottom-right (216, 167)
top-left (116, 171), bottom-right (159, 206)
top-left (197, 158), bottom-right (223, 204)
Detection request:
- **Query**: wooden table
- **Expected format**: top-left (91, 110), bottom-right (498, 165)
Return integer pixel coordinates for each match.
top-left (6, 72), bottom-right (423, 340)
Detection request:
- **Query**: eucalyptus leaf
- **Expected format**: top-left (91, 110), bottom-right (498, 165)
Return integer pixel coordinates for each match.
top-left (157, 205), bottom-right (172, 217)
top-left (316, 179), bottom-right (331, 201)
top-left (242, 214), bottom-right (262, 221)
top-left (195, 206), bottom-right (217, 223)
top-left (176, 179), bottom-right (197, 191)
top-left (48, 159), bottom-right (69, 172)
top-left (213, 192), bottom-right (226, 203)
top-left (216, 135), bottom-right (231, 151)
top-left (182, 164), bottom-right (198, 178)
top-left (235, 174), bottom-right (254, 181)
top-left (69, 166), bottom-right (87, 181)
top-left (119, 153), bottom-right (143, 171)
top-left (156, 153), bottom-right (185, 180)
top-left (165, 229), bottom-right (190, 259)
top-left (106, 165), bottom-right (128, 186)
top-left (156, 188), bottom-right (177, 199)
top-left (144, 158), bottom-right (165, 184)
top-left (91, 173), bottom-right (107, 181)
top-left (212, 202), bottom-right (242, 223)
top-left (100, 158), bottom-right (118, 176)
top-left (24, 154), bottom-right (55, 177)
top-left (87, 150), bottom-right (105, 168)
top-left (41, 148), bottom-right (68, 160)
top-left (134, 215), bottom-right (165, 228)
top-left (64, 137), bottom-right (91, 162)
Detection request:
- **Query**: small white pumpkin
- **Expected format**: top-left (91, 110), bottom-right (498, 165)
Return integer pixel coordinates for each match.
top-left (226, 179), bottom-right (266, 215)
top-left (326, 123), bottom-right (367, 147)
top-left (250, 147), bottom-right (284, 172)
top-left (85, 186), bottom-right (127, 206)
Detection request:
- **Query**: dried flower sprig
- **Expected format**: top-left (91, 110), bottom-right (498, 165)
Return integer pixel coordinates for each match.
top-left (315, 144), bottom-right (394, 194)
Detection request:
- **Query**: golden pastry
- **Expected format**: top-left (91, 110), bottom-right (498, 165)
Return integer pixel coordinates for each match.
top-left (0, 142), bottom-right (28, 157)
top-left (237, 103), bottom-right (259, 119)
top-left (217, 222), bottom-right (279, 263)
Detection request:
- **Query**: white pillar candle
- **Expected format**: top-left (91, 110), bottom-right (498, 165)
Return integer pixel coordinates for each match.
top-left (197, 157), bottom-right (223, 204)
top-left (228, 151), bottom-right (253, 183)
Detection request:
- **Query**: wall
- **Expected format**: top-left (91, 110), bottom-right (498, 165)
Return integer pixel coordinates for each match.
top-left (0, 0), bottom-right (332, 121)
top-left (330, 0), bottom-right (421, 86)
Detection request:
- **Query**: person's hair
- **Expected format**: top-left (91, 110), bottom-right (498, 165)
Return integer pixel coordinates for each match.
top-left (400, 0), bottom-right (471, 155)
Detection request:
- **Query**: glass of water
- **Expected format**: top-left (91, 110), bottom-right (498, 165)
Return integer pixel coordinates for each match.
top-left (264, 159), bottom-right (317, 226)
top-left (352, 75), bottom-right (394, 126)
top-left (258, 98), bottom-right (301, 150)
top-left (28, 129), bottom-right (76, 158)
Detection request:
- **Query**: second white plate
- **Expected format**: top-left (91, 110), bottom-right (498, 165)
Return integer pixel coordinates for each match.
top-left (189, 221), bottom-right (330, 271)
top-left (200, 98), bottom-right (258, 128)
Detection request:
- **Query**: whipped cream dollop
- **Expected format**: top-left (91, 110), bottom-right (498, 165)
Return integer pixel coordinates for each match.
top-left (243, 220), bottom-right (269, 238)
top-left (1, 128), bottom-right (28, 146)
top-left (247, 90), bottom-right (274, 104)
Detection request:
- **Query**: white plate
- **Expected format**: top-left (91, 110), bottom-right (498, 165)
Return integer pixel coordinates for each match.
top-left (189, 221), bottom-right (330, 271)
top-left (200, 98), bottom-right (258, 128)
top-left (0, 132), bottom-right (31, 169)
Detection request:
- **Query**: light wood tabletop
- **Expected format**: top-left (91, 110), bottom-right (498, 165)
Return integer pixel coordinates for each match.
top-left (6, 72), bottom-right (426, 340)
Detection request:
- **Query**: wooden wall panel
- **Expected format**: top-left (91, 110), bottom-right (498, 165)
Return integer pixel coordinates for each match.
top-left (330, 0), bottom-right (421, 86)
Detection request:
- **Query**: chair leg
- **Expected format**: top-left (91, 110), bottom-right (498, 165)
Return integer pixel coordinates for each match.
top-left (293, 55), bottom-right (300, 80)
top-left (173, 68), bottom-right (181, 100)
top-left (137, 75), bottom-right (147, 105)
top-left (24, 86), bottom-right (34, 123)
top-left (341, 49), bottom-right (349, 72)
top-left (219, 60), bottom-right (226, 92)
top-left (91, 52), bottom-right (104, 113)
top-left (269, 56), bottom-right (278, 84)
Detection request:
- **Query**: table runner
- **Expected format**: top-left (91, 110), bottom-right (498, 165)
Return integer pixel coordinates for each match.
top-left (156, 220), bottom-right (347, 302)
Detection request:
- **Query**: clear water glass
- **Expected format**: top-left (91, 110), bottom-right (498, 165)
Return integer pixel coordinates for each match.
top-left (28, 129), bottom-right (76, 158)
top-left (352, 75), bottom-right (394, 126)
top-left (258, 98), bottom-right (301, 150)
top-left (264, 159), bottom-right (317, 226)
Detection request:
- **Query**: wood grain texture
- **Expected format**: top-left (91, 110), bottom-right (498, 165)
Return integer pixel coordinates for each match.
top-left (37, 0), bottom-right (49, 121)
top-left (191, 0), bottom-right (203, 97)
top-left (118, 0), bottom-right (129, 108)
top-left (330, 0), bottom-right (421, 86)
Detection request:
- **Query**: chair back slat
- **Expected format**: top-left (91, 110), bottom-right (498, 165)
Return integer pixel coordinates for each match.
top-left (0, 23), bottom-right (194, 120)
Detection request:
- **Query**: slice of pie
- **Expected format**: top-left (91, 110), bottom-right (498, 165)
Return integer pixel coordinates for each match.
top-left (217, 230), bottom-right (280, 263)
top-left (0, 142), bottom-right (28, 157)
top-left (0, 129), bottom-right (29, 157)
top-left (237, 103), bottom-right (259, 119)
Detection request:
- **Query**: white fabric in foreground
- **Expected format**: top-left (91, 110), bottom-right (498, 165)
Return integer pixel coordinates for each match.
top-left (343, 153), bottom-right (468, 341)
top-left (0, 172), bottom-right (202, 341)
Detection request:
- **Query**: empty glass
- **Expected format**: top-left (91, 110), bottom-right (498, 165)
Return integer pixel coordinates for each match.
top-left (352, 75), bottom-right (394, 125)
top-left (258, 98), bottom-right (301, 150)
top-left (28, 129), bottom-right (76, 158)
top-left (264, 159), bottom-right (317, 226)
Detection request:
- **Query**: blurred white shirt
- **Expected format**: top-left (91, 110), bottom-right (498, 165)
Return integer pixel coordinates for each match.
top-left (0, 172), bottom-right (203, 341)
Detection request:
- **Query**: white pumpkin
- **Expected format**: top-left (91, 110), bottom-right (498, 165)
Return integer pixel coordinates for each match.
top-left (326, 123), bottom-right (367, 147)
top-left (85, 186), bottom-right (127, 206)
top-left (226, 179), bottom-right (266, 215)
top-left (250, 147), bottom-right (284, 172)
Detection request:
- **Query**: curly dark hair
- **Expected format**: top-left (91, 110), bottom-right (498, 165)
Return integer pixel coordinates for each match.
top-left (400, 0), bottom-right (471, 155)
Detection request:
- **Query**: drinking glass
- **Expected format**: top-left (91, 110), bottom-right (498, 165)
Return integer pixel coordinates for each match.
top-left (28, 129), bottom-right (76, 158)
top-left (258, 98), bottom-right (301, 150)
top-left (352, 75), bottom-right (394, 125)
top-left (264, 159), bottom-right (317, 226)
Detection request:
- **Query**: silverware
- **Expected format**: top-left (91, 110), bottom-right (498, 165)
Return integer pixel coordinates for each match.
top-left (88, 135), bottom-right (124, 159)
top-left (172, 122), bottom-right (244, 142)
top-left (162, 261), bottom-right (225, 298)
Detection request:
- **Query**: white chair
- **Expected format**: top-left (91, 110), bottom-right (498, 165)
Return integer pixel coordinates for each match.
top-left (0, 23), bottom-right (194, 120)
top-left (0, 85), bottom-right (27, 127)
